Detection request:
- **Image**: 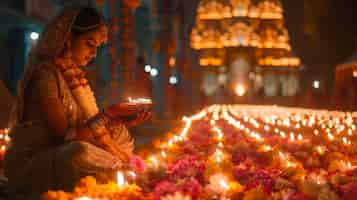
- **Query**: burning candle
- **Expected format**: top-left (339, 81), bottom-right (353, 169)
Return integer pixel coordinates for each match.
top-left (285, 161), bottom-right (297, 168)
top-left (117, 171), bottom-right (126, 187)
top-left (280, 131), bottom-right (286, 139)
top-left (161, 151), bottom-right (167, 158)
top-left (314, 130), bottom-right (319, 136)
top-left (218, 179), bottom-right (229, 191)
top-left (260, 145), bottom-right (272, 152)
top-left (75, 196), bottom-right (93, 200)
top-left (298, 134), bottom-right (303, 141)
top-left (148, 156), bottom-right (159, 168)
top-left (128, 97), bottom-right (152, 104)
top-left (264, 125), bottom-right (270, 131)
top-left (128, 171), bottom-right (136, 180)
top-left (342, 137), bottom-right (349, 145)
top-left (208, 173), bottom-right (230, 194)
top-left (316, 146), bottom-right (326, 155)
top-left (327, 133), bottom-right (335, 141)
top-left (290, 133), bottom-right (295, 142)
top-left (214, 149), bottom-right (224, 163)
top-left (348, 129), bottom-right (353, 136)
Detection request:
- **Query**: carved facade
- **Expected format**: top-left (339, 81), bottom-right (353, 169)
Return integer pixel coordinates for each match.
top-left (191, 0), bottom-right (301, 101)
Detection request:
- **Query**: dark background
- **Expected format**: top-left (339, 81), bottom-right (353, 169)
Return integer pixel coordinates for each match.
top-left (283, 0), bottom-right (357, 88)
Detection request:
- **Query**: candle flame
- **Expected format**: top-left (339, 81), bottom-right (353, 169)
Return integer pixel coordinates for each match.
top-left (117, 171), bottom-right (125, 187)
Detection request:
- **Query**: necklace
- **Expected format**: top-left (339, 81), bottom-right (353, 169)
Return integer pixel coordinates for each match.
top-left (55, 58), bottom-right (99, 120)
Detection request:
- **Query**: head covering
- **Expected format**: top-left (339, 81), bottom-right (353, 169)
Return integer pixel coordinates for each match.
top-left (9, 7), bottom-right (97, 127)
top-left (35, 7), bottom-right (80, 61)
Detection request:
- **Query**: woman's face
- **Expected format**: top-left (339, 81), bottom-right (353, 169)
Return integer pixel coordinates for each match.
top-left (69, 25), bottom-right (108, 67)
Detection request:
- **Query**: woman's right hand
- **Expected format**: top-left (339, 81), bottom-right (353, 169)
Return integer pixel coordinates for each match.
top-left (96, 133), bottom-right (130, 162)
top-left (103, 102), bottom-right (152, 127)
top-left (104, 102), bottom-right (141, 119)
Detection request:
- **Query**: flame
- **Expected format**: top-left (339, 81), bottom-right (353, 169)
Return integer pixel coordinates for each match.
top-left (234, 84), bottom-right (246, 96)
top-left (117, 171), bottom-right (125, 187)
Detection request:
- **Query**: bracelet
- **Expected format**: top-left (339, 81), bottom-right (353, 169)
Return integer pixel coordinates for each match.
top-left (87, 113), bottom-right (110, 139)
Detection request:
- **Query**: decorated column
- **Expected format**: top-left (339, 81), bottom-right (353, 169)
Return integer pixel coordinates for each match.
top-left (107, 0), bottom-right (121, 102)
top-left (120, 0), bottom-right (140, 99)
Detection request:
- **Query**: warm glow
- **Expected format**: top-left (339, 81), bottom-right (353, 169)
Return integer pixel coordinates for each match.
top-left (290, 133), bottom-right (295, 142)
top-left (197, 0), bottom-right (283, 20)
top-left (313, 80), bottom-right (320, 89)
top-left (316, 146), bottom-right (326, 155)
top-left (353, 70), bottom-right (357, 78)
top-left (169, 57), bottom-right (176, 67)
top-left (298, 134), bottom-right (303, 141)
top-left (128, 171), bottom-right (136, 179)
top-left (213, 149), bottom-right (224, 163)
top-left (144, 64), bottom-right (151, 72)
top-left (285, 161), bottom-right (297, 168)
top-left (75, 196), bottom-right (92, 200)
top-left (157, 104), bottom-right (357, 191)
top-left (117, 171), bottom-right (125, 187)
top-left (260, 145), bottom-right (272, 152)
top-left (30, 32), bottom-right (39, 40)
top-left (218, 179), bottom-right (229, 190)
top-left (199, 57), bottom-right (223, 66)
top-left (128, 97), bottom-right (152, 104)
top-left (234, 84), bottom-right (246, 96)
top-left (149, 156), bottom-right (159, 168)
top-left (259, 57), bottom-right (301, 67)
top-left (150, 68), bottom-right (158, 77)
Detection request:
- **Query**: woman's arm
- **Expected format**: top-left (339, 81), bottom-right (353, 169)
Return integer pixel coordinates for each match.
top-left (39, 97), bottom-right (93, 141)
top-left (32, 67), bottom-right (94, 141)
top-left (33, 67), bottom-right (130, 161)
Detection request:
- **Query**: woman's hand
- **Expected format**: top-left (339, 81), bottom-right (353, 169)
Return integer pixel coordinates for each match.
top-left (96, 133), bottom-right (130, 162)
top-left (103, 102), bottom-right (152, 127)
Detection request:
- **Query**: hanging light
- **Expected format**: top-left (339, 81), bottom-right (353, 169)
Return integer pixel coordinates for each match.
top-left (150, 68), bottom-right (158, 77)
top-left (30, 32), bottom-right (39, 41)
top-left (169, 76), bottom-right (178, 85)
top-left (313, 80), bottom-right (320, 89)
top-left (144, 65), bottom-right (151, 73)
top-left (169, 57), bottom-right (176, 67)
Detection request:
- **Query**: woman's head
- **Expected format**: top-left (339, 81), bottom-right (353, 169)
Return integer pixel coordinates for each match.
top-left (65, 7), bottom-right (108, 67)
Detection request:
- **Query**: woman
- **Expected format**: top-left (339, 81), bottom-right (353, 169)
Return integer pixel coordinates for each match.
top-left (4, 6), bottom-right (151, 199)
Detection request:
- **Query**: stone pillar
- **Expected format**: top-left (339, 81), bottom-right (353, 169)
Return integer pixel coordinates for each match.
top-left (158, 0), bottom-right (172, 118)
top-left (107, 0), bottom-right (121, 102)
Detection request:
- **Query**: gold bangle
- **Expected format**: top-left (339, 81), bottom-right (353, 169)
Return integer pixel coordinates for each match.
top-left (88, 113), bottom-right (110, 138)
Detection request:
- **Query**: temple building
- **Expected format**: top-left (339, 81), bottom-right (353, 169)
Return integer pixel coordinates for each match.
top-left (190, 0), bottom-right (301, 103)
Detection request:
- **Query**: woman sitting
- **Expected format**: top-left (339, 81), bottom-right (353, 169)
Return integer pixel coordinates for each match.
top-left (4, 6), bottom-right (151, 199)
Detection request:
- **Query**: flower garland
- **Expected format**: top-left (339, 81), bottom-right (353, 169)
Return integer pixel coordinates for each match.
top-left (41, 176), bottom-right (151, 200)
top-left (55, 58), bottom-right (99, 120)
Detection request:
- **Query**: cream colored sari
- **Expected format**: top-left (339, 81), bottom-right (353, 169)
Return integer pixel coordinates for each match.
top-left (5, 7), bottom-right (133, 199)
